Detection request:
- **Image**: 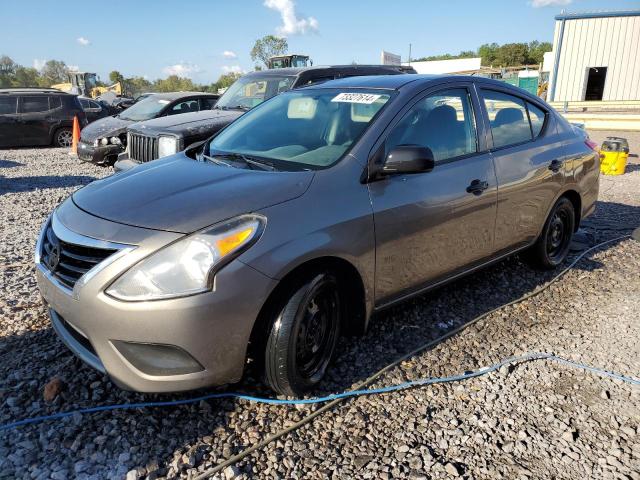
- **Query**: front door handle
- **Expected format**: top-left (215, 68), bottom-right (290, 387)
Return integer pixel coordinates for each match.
top-left (466, 179), bottom-right (489, 195)
top-left (549, 159), bottom-right (563, 172)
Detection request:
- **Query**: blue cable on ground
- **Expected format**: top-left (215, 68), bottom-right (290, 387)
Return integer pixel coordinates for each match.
top-left (1, 352), bottom-right (637, 432)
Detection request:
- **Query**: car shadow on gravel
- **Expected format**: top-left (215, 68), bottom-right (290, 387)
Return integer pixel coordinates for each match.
top-left (0, 175), bottom-right (97, 194)
top-left (0, 160), bottom-right (24, 168)
top-left (0, 200), bottom-right (637, 478)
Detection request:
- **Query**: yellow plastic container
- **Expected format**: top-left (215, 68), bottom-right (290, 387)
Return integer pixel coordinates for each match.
top-left (600, 137), bottom-right (629, 175)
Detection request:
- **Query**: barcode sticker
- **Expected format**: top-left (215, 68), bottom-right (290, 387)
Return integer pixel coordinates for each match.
top-left (331, 93), bottom-right (382, 104)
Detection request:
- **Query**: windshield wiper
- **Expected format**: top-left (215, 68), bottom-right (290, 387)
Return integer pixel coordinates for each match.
top-left (214, 153), bottom-right (276, 171)
top-left (216, 105), bottom-right (250, 111)
top-left (199, 154), bottom-right (235, 168)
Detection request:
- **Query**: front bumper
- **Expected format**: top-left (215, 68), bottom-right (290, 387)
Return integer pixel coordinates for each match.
top-left (35, 202), bottom-right (277, 393)
top-left (77, 140), bottom-right (123, 165)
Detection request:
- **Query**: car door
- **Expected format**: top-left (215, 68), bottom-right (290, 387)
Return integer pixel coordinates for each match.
top-left (19, 95), bottom-right (53, 145)
top-left (479, 87), bottom-right (566, 252)
top-left (80, 98), bottom-right (102, 123)
top-left (368, 84), bottom-right (498, 304)
top-left (0, 95), bottom-right (22, 147)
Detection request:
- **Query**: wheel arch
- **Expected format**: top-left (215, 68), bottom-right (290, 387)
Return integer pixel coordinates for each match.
top-left (247, 255), bottom-right (368, 362)
top-left (538, 187), bottom-right (583, 237)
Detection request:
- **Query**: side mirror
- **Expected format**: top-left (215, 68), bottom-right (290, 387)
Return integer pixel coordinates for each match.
top-left (382, 145), bottom-right (435, 175)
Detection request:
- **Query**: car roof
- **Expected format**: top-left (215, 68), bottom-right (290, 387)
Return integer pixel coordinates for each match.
top-left (300, 74), bottom-right (535, 92)
top-left (0, 88), bottom-right (73, 95)
top-left (243, 65), bottom-right (417, 78)
top-left (301, 74), bottom-right (440, 90)
top-left (151, 91), bottom-right (218, 100)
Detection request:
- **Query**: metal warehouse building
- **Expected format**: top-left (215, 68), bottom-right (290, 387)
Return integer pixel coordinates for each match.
top-left (549, 10), bottom-right (640, 102)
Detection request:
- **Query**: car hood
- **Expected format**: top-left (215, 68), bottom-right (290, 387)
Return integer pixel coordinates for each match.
top-left (127, 109), bottom-right (244, 137)
top-left (79, 115), bottom-right (134, 142)
top-left (72, 153), bottom-right (314, 234)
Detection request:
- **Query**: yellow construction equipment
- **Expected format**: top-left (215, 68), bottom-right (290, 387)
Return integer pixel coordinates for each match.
top-left (52, 72), bottom-right (123, 98)
top-left (267, 54), bottom-right (311, 69)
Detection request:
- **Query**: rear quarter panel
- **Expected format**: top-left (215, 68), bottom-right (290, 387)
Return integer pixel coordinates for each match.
top-left (557, 116), bottom-right (600, 220)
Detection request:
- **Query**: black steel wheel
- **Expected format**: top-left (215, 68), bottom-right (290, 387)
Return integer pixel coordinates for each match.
top-left (264, 273), bottom-right (341, 396)
top-left (54, 128), bottom-right (73, 148)
top-left (525, 197), bottom-right (575, 270)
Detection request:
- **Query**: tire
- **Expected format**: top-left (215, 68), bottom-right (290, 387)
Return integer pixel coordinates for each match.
top-left (53, 128), bottom-right (73, 148)
top-left (264, 273), bottom-right (342, 396)
top-left (525, 197), bottom-right (575, 270)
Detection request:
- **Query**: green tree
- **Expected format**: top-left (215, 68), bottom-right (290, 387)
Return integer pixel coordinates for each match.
top-left (153, 75), bottom-right (199, 92)
top-left (216, 72), bottom-right (242, 91)
top-left (127, 76), bottom-right (153, 96)
top-left (478, 43), bottom-right (499, 66)
top-left (109, 70), bottom-right (125, 84)
top-left (250, 35), bottom-right (288, 68)
top-left (0, 55), bottom-right (16, 87)
top-left (526, 41), bottom-right (552, 64)
top-left (494, 43), bottom-right (528, 67)
top-left (11, 66), bottom-right (43, 87)
top-left (40, 60), bottom-right (69, 85)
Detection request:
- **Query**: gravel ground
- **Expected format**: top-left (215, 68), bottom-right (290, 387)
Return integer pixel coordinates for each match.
top-left (0, 134), bottom-right (639, 480)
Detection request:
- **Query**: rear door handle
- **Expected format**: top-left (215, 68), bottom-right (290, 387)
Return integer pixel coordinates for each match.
top-left (549, 159), bottom-right (563, 172)
top-left (466, 179), bottom-right (489, 195)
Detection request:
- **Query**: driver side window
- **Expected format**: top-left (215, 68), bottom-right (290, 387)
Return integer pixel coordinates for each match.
top-left (386, 88), bottom-right (478, 162)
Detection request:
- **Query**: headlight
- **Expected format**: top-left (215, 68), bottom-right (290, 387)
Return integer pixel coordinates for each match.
top-left (100, 138), bottom-right (109, 146)
top-left (110, 136), bottom-right (122, 145)
top-left (106, 214), bottom-right (265, 301)
top-left (93, 139), bottom-right (99, 147)
top-left (158, 136), bottom-right (178, 158)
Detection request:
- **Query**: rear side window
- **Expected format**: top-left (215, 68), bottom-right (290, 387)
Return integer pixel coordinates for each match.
top-left (22, 96), bottom-right (50, 113)
top-left (386, 88), bottom-right (478, 162)
top-left (169, 99), bottom-right (199, 115)
top-left (49, 96), bottom-right (62, 109)
top-left (0, 96), bottom-right (17, 114)
top-left (527, 102), bottom-right (546, 138)
top-left (482, 90), bottom-right (532, 148)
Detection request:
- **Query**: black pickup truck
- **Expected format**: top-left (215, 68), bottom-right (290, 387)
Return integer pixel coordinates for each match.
top-left (114, 65), bottom-right (415, 171)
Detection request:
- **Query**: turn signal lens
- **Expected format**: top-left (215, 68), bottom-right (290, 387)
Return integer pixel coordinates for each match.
top-left (216, 228), bottom-right (254, 256)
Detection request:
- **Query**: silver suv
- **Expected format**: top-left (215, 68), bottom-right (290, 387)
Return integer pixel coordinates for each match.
top-left (36, 75), bottom-right (600, 396)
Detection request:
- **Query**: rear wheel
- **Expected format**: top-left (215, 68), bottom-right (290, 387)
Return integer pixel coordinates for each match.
top-left (264, 273), bottom-right (341, 396)
top-left (525, 197), bottom-right (575, 269)
top-left (54, 128), bottom-right (73, 148)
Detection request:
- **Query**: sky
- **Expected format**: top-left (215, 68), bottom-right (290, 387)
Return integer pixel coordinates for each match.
top-left (1, 0), bottom-right (638, 84)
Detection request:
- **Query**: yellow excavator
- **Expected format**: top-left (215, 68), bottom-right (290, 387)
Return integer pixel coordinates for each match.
top-left (52, 72), bottom-right (123, 98)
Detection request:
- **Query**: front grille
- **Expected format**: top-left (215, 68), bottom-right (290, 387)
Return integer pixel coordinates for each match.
top-left (128, 133), bottom-right (158, 163)
top-left (41, 224), bottom-right (116, 290)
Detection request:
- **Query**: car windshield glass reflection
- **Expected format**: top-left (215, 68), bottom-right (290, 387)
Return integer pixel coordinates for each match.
top-left (215, 75), bottom-right (296, 110)
top-left (208, 89), bottom-right (391, 171)
top-left (118, 97), bottom-right (170, 121)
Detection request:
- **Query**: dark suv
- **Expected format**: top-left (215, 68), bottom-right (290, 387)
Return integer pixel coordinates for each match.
top-left (114, 65), bottom-right (416, 171)
top-left (0, 88), bottom-right (87, 148)
top-left (77, 92), bottom-right (219, 166)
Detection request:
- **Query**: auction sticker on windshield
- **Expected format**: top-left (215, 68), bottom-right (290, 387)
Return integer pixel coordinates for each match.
top-left (331, 93), bottom-right (382, 104)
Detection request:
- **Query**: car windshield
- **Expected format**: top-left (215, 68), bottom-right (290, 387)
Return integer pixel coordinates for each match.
top-left (207, 89), bottom-right (392, 170)
top-left (215, 75), bottom-right (296, 110)
top-left (118, 96), bottom-right (170, 121)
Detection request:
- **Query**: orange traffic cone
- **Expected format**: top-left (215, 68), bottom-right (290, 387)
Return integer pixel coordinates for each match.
top-left (71, 116), bottom-right (80, 155)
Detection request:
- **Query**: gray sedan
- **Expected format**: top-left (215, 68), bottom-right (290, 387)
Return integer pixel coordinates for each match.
top-left (35, 75), bottom-right (600, 396)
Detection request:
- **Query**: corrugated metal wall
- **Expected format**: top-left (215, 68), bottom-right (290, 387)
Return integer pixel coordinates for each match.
top-left (550, 15), bottom-right (640, 101)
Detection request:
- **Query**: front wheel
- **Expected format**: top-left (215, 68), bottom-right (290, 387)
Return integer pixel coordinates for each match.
top-left (525, 197), bottom-right (575, 270)
top-left (264, 273), bottom-right (342, 396)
